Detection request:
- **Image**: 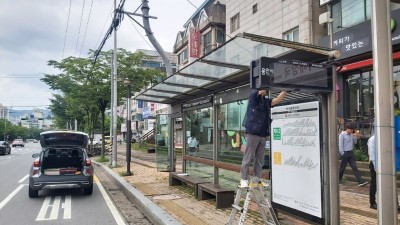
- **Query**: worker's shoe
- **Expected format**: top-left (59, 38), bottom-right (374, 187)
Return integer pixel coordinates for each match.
top-left (239, 179), bottom-right (248, 188)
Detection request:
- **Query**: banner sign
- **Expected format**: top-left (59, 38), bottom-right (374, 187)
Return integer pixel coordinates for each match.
top-left (189, 27), bottom-right (201, 58)
top-left (137, 100), bottom-right (143, 108)
top-left (271, 101), bottom-right (323, 219)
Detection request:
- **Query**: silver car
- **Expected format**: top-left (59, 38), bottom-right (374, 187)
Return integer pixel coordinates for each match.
top-left (28, 130), bottom-right (94, 198)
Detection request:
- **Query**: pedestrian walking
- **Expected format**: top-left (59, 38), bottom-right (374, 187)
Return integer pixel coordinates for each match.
top-left (338, 124), bottom-right (368, 186)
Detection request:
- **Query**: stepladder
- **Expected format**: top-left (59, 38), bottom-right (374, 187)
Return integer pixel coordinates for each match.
top-left (227, 180), bottom-right (280, 225)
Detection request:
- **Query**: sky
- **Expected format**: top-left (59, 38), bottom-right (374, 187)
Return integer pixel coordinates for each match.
top-left (0, 0), bottom-right (205, 110)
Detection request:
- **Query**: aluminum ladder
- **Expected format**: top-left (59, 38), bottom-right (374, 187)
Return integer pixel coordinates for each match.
top-left (227, 179), bottom-right (279, 225)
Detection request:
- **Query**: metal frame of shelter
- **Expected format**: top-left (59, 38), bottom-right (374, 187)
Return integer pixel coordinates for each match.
top-left (134, 32), bottom-right (340, 225)
top-left (134, 32), bottom-right (339, 104)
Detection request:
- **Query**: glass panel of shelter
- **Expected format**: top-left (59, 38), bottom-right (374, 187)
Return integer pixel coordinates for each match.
top-left (183, 96), bottom-right (273, 184)
top-left (184, 107), bottom-right (214, 182)
top-left (155, 114), bottom-right (171, 172)
top-left (203, 37), bottom-right (292, 65)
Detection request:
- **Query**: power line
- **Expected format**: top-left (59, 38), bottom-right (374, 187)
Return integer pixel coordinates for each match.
top-left (3, 105), bottom-right (50, 108)
top-left (79, 0), bottom-right (94, 57)
top-left (75, 0), bottom-right (87, 55)
top-left (62, 0), bottom-right (73, 58)
top-left (128, 17), bottom-right (155, 51)
top-left (185, 0), bottom-right (198, 9)
top-left (94, 4), bottom-right (114, 51)
top-left (92, 0), bottom-right (126, 66)
top-left (0, 74), bottom-right (45, 79)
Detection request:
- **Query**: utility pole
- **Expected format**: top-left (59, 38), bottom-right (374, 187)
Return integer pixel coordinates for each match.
top-left (326, 6), bottom-right (339, 225)
top-left (112, 0), bottom-right (118, 167)
top-left (141, 0), bottom-right (173, 76)
top-left (371, 1), bottom-right (397, 224)
top-left (124, 78), bottom-right (133, 176)
top-left (109, 49), bottom-right (114, 165)
top-left (141, 0), bottom-right (174, 171)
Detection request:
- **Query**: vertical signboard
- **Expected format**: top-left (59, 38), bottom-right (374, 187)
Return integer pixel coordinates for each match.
top-left (137, 100), bottom-right (143, 108)
top-left (271, 101), bottom-right (322, 219)
top-left (189, 27), bottom-right (200, 58)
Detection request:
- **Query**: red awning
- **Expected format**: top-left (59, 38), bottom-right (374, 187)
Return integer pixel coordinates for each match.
top-left (339, 52), bottom-right (400, 72)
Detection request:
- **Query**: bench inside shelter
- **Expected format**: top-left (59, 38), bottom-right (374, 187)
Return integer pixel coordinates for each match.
top-left (197, 183), bottom-right (235, 209)
top-left (169, 172), bottom-right (210, 196)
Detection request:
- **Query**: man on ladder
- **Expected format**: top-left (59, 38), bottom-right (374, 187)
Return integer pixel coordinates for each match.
top-left (227, 89), bottom-right (286, 224)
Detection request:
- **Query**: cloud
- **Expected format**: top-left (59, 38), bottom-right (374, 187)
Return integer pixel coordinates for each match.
top-left (0, 0), bottom-right (204, 109)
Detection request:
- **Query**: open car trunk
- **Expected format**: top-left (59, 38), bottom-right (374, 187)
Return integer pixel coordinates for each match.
top-left (41, 148), bottom-right (84, 175)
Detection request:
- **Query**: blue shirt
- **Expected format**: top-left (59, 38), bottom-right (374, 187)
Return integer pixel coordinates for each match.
top-left (338, 132), bottom-right (358, 155)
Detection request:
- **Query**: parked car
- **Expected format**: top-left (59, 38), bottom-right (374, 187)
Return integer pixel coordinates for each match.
top-left (28, 130), bottom-right (94, 198)
top-left (0, 141), bottom-right (11, 155)
top-left (92, 139), bottom-right (101, 146)
top-left (12, 139), bottom-right (24, 147)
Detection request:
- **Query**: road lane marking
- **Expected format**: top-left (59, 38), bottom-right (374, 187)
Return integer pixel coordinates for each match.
top-left (49, 196), bottom-right (61, 220)
top-left (62, 195), bottom-right (71, 219)
top-left (18, 174), bottom-right (29, 183)
top-left (0, 184), bottom-right (25, 210)
top-left (36, 196), bottom-right (71, 221)
top-left (36, 196), bottom-right (51, 221)
top-left (94, 175), bottom-right (125, 225)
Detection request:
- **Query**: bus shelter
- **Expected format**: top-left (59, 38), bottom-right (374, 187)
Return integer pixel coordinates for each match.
top-left (134, 32), bottom-right (340, 224)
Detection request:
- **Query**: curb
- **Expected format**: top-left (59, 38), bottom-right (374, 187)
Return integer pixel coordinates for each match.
top-left (93, 161), bottom-right (182, 225)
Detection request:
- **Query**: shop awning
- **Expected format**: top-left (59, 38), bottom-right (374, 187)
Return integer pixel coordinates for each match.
top-left (133, 32), bottom-right (339, 105)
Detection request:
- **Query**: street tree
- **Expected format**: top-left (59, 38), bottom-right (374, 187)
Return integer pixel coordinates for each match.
top-left (42, 49), bottom-right (164, 157)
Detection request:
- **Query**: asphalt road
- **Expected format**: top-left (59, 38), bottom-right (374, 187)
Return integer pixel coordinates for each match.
top-left (0, 142), bottom-right (127, 225)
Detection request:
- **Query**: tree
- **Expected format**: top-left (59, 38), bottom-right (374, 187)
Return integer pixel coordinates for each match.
top-left (42, 49), bottom-right (164, 156)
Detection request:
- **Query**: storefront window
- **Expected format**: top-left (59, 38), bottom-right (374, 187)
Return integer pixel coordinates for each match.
top-left (346, 71), bottom-right (374, 117)
top-left (332, 0), bottom-right (371, 32)
top-left (345, 71), bottom-right (374, 135)
top-left (217, 101), bottom-right (248, 165)
top-left (185, 107), bottom-right (213, 161)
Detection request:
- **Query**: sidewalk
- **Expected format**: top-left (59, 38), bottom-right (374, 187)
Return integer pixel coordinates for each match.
top-left (95, 143), bottom-right (400, 225)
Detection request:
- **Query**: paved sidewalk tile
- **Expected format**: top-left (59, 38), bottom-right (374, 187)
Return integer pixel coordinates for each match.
top-left (100, 145), bottom-right (400, 225)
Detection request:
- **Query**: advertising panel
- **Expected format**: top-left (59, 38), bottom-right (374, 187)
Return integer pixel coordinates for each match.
top-left (271, 101), bottom-right (322, 218)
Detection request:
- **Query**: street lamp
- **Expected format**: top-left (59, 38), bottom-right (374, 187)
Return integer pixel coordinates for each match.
top-left (124, 78), bottom-right (133, 176)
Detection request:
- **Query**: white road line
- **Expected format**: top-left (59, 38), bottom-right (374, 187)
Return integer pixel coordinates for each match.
top-left (36, 196), bottom-right (51, 221)
top-left (62, 195), bottom-right (71, 219)
top-left (94, 176), bottom-right (126, 225)
top-left (49, 196), bottom-right (61, 220)
top-left (0, 184), bottom-right (25, 210)
top-left (18, 174), bottom-right (29, 183)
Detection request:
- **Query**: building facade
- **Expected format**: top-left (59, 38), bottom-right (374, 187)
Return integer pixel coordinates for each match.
top-left (319, 1), bottom-right (400, 135)
top-left (0, 104), bottom-right (8, 120)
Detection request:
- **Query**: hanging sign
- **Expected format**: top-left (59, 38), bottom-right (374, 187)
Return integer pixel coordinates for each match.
top-left (189, 27), bottom-right (201, 58)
